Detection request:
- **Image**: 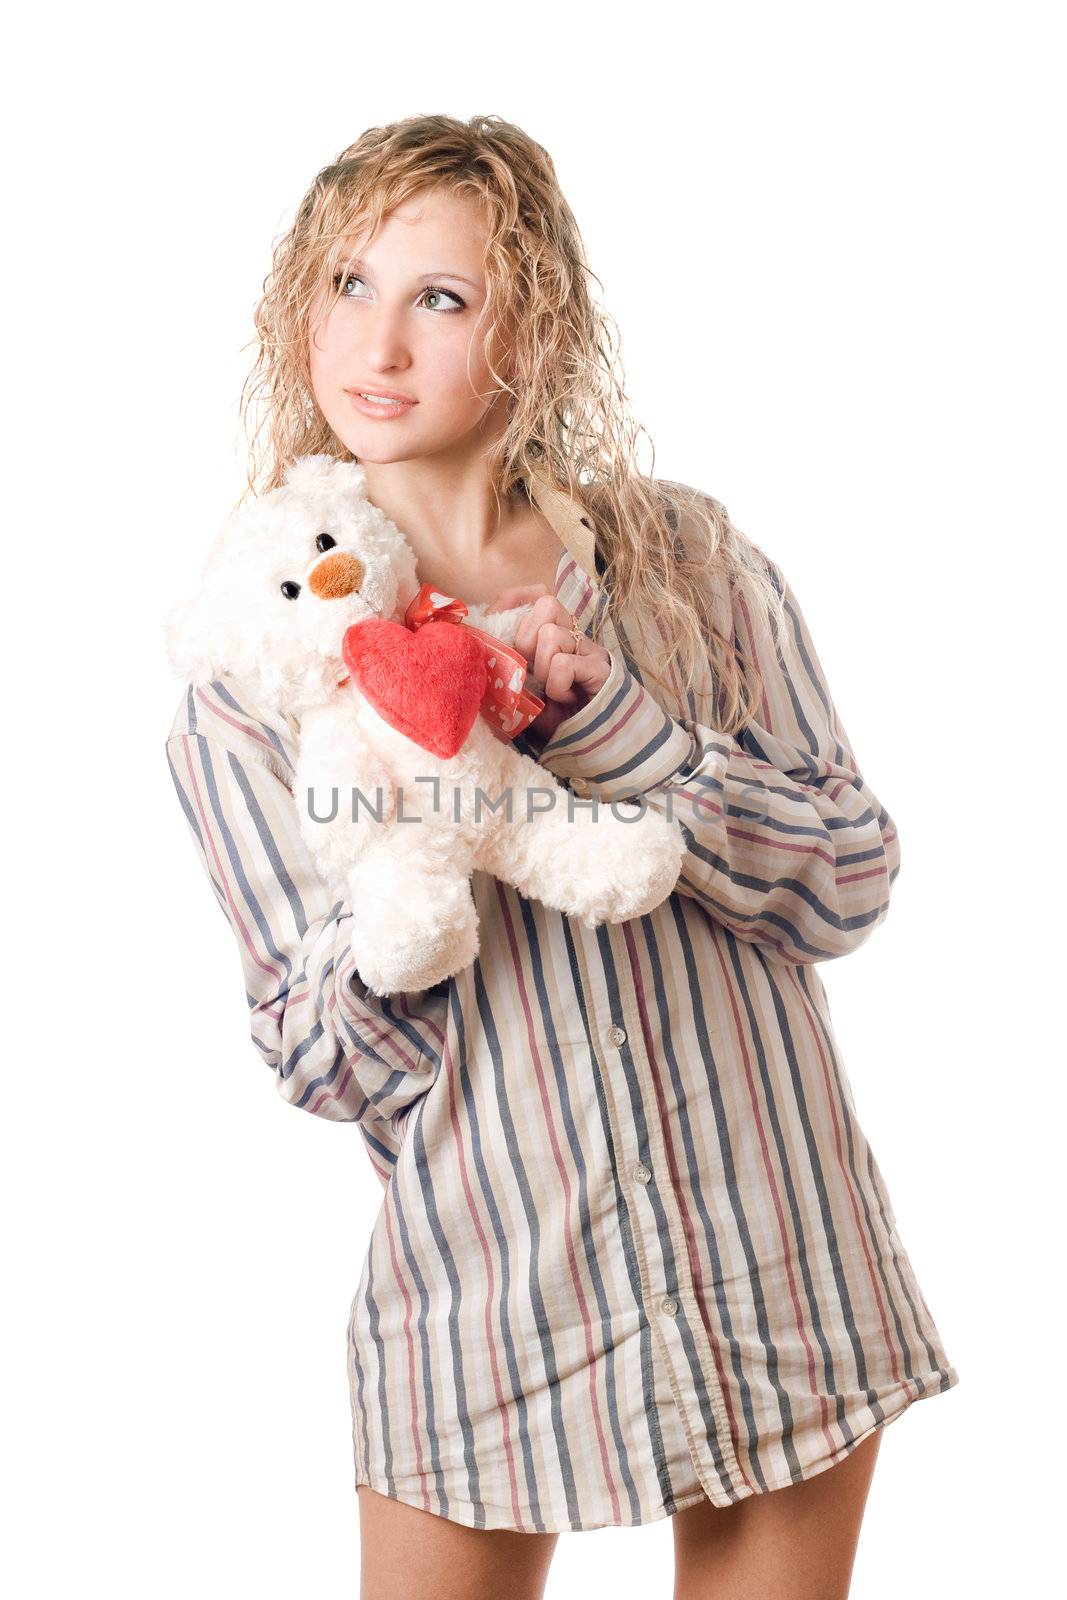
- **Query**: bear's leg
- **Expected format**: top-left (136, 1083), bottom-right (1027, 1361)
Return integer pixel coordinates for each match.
top-left (346, 830), bottom-right (479, 996)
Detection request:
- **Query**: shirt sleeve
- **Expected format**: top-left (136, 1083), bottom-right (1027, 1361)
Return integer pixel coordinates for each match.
top-left (164, 718), bottom-right (441, 1155)
top-left (534, 557), bottom-right (900, 966)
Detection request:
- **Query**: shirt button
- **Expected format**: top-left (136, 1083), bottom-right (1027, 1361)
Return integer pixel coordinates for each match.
top-left (633, 1162), bottom-right (652, 1184)
top-left (607, 1025), bottom-right (627, 1047)
top-left (660, 1296), bottom-right (679, 1317)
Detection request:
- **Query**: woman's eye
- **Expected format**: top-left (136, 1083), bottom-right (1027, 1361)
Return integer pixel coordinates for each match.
top-left (419, 285), bottom-right (465, 311)
top-left (280, 580), bottom-right (301, 600)
top-left (316, 532), bottom-right (336, 552)
top-left (330, 271), bottom-right (465, 312)
top-left (332, 271), bottom-right (370, 300)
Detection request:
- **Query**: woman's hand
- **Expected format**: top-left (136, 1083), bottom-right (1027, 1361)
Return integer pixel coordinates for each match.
top-left (485, 585), bottom-right (612, 744)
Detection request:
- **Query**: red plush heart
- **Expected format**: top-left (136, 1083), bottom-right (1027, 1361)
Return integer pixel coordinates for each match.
top-left (341, 619), bottom-right (489, 759)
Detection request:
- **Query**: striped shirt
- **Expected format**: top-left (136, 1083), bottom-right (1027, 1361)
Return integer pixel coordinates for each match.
top-left (164, 468), bottom-right (959, 1533)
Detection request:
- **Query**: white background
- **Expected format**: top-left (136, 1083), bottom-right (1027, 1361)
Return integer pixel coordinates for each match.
top-left (5, 2), bottom-right (1062, 1594)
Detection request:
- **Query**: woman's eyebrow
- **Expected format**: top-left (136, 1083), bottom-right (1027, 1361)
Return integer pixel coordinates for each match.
top-left (339, 254), bottom-right (479, 290)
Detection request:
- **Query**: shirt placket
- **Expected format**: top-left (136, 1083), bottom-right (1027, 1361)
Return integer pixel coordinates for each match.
top-left (569, 922), bottom-right (743, 1501)
top-left (543, 510), bottom-right (744, 1499)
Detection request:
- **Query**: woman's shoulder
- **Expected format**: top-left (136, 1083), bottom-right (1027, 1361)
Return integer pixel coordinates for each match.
top-left (653, 475), bottom-right (779, 584)
top-left (165, 673), bottom-right (299, 785)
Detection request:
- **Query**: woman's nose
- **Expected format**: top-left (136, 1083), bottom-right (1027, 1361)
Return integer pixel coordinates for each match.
top-left (308, 552), bottom-right (364, 599)
top-left (354, 304), bottom-right (415, 372)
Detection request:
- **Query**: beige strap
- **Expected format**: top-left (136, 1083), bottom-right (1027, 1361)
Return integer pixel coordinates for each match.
top-left (526, 466), bottom-right (598, 583)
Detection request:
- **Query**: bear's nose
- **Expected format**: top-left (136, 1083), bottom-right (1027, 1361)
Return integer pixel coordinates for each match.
top-left (308, 552), bottom-right (364, 599)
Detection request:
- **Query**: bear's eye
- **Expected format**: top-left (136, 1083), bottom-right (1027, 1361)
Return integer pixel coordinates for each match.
top-left (280, 580), bottom-right (301, 600)
top-left (316, 532), bottom-right (336, 552)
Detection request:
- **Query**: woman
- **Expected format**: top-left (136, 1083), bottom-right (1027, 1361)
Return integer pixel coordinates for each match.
top-left (165, 114), bottom-right (958, 1599)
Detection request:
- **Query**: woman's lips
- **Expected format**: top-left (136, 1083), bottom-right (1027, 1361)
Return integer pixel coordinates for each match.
top-left (345, 390), bottom-right (417, 420)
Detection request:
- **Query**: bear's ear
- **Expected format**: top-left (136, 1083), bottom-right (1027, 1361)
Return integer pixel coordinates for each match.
top-left (282, 453), bottom-right (367, 498)
top-left (164, 592), bottom-right (228, 684)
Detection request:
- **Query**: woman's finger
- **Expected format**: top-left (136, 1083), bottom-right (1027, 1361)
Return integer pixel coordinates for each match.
top-left (542, 642), bottom-right (612, 705)
top-left (532, 621), bottom-right (580, 685)
top-left (527, 621), bottom-right (613, 706)
top-left (526, 636), bottom-right (611, 743)
top-left (513, 595), bottom-right (571, 662)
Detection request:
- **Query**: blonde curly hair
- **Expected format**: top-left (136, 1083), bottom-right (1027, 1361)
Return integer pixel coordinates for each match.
top-left (237, 112), bottom-right (786, 735)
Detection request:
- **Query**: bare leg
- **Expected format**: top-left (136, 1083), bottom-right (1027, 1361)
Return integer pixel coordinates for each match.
top-left (672, 1430), bottom-right (882, 1600)
top-left (357, 1484), bottom-right (560, 1600)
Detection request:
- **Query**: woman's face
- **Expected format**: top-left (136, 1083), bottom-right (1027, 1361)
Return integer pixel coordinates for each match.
top-left (308, 188), bottom-right (512, 466)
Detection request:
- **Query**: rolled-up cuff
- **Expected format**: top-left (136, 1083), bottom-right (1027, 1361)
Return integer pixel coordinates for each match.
top-left (535, 649), bottom-right (696, 801)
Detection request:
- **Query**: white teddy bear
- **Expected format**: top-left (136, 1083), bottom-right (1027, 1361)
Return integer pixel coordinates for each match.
top-left (166, 454), bottom-right (686, 996)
